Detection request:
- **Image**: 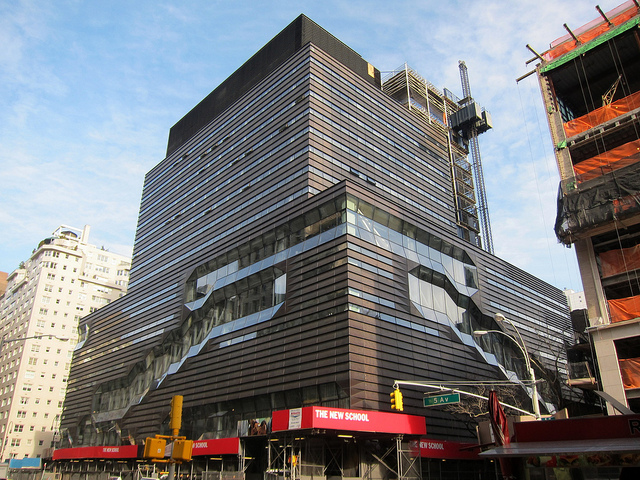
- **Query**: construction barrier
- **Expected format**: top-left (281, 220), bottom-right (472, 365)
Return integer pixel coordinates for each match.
top-left (599, 244), bottom-right (640, 278)
top-left (619, 357), bottom-right (640, 389)
top-left (573, 139), bottom-right (640, 183)
top-left (608, 295), bottom-right (640, 323)
top-left (563, 91), bottom-right (640, 137)
top-left (544, 3), bottom-right (638, 61)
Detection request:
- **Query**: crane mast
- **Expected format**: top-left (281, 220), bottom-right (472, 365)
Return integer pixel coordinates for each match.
top-left (458, 61), bottom-right (494, 255)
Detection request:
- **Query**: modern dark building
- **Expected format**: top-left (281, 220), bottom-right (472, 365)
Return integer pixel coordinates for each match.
top-left (535, 0), bottom-right (640, 415)
top-left (56, 15), bottom-right (573, 480)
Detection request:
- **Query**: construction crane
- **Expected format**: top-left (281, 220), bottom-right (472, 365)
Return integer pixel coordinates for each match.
top-left (458, 61), bottom-right (494, 255)
top-left (602, 74), bottom-right (622, 106)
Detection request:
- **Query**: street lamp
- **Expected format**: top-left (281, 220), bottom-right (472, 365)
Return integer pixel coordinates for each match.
top-left (0, 334), bottom-right (70, 461)
top-left (473, 321), bottom-right (541, 420)
top-left (0, 334), bottom-right (69, 352)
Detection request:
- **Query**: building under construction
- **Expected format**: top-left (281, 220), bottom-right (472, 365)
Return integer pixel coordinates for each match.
top-left (534, 0), bottom-right (640, 414)
top-left (382, 63), bottom-right (493, 252)
top-left (52, 14), bottom-right (573, 480)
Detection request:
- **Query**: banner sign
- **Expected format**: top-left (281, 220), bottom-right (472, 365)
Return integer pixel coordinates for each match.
top-left (53, 445), bottom-right (139, 460)
top-left (289, 408), bottom-right (302, 429)
top-left (53, 438), bottom-right (241, 460)
top-left (272, 406), bottom-right (426, 435)
top-left (419, 439), bottom-right (480, 459)
top-left (191, 437), bottom-right (240, 456)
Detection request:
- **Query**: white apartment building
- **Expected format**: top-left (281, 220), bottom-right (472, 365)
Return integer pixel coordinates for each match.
top-left (0, 225), bottom-right (131, 461)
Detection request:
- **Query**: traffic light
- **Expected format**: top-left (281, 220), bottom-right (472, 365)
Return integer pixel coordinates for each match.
top-left (143, 437), bottom-right (166, 459)
top-left (390, 388), bottom-right (403, 411)
top-left (172, 439), bottom-right (193, 462)
top-left (170, 395), bottom-right (183, 431)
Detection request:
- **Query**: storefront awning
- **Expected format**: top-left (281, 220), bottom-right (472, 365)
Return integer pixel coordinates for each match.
top-left (53, 445), bottom-right (140, 460)
top-left (481, 437), bottom-right (640, 458)
top-left (481, 414), bottom-right (640, 459)
top-left (192, 437), bottom-right (240, 456)
top-left (272, 406), bottom-right (426, 435)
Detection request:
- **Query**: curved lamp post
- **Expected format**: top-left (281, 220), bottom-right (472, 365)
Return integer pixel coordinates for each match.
top-left (0, 334), bottom-right (69, 461)
top-left (473, 323), bottom-right (541, 420)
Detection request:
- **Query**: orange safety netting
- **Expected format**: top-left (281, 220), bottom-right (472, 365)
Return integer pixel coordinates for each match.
top-left (544, 3), bottom-right (638, 61)
top-left (563, 91), bottom-right (640, 137)
top-left (599, 244), bottom-right (640, 277)
top-left (573, 139), bottom-right (640, 183)
top-left (608, 295), bottom-right (640, 323)
top-left (619, 357), bottom-right (640, 389)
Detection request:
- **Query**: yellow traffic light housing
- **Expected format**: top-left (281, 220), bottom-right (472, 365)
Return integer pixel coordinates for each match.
top-left (390, 388), bottom-right (404, 411)
top-left (172, 439), bottom-right (193, 462)
top-left (143, 437), bottom-right (166, 459)
top-left (170, 395), bottom-right (183, 432)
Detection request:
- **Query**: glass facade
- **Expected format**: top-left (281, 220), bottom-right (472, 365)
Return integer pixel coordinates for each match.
top-left (89, 194), bottom-right (547, 435)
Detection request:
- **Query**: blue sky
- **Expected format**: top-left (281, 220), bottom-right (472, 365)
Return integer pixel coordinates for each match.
top-left (1, 0), bottom-right (624, 291)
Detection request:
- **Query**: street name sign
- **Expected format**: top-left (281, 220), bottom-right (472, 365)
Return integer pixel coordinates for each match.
top-left (423, 393), bottom-right (460, 407)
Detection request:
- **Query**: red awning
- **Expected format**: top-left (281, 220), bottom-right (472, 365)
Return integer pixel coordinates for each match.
top-left (271, 407), bottom-right (426, 435)
top-left (480, 438), bottom-right (640, 457)
top-left (53, 445), bottom-right (139, 460)
top-left (191, 437), bottom-right (240, 456)
top-left (420, 439), bottom-right (480, 460)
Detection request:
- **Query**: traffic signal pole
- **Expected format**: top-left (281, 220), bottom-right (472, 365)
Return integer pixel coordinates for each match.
top-left (393, 380), bottom-right (537, 417)
top-left (167, 395), bottom-right (183, 480)
top-left (143, 395), bottom-right (193, 480)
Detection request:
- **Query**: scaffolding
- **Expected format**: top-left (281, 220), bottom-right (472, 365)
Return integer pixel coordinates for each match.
top-left (382, 64), bottom-right (489, 249)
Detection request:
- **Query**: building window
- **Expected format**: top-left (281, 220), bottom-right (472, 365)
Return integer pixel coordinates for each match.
top-left (13, 425), bottom-right (23, 433)
top-left (11, 439), bottom-right (20, 447)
